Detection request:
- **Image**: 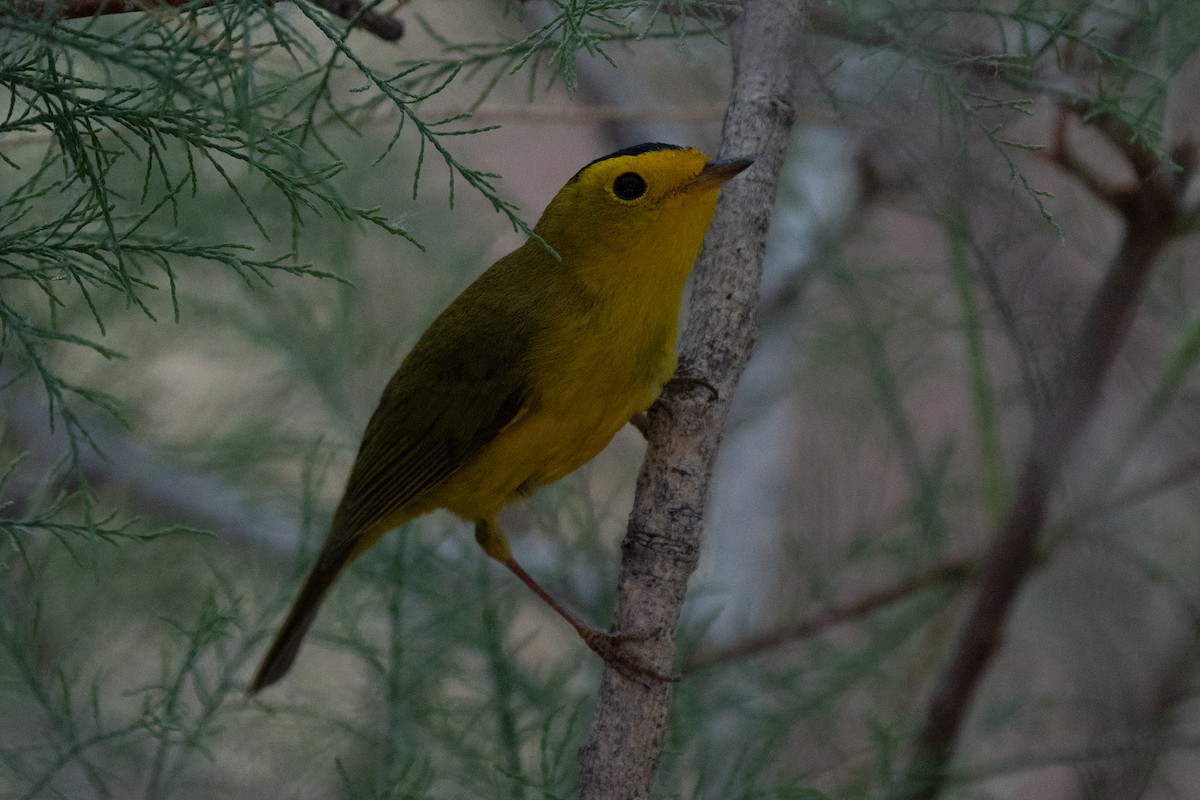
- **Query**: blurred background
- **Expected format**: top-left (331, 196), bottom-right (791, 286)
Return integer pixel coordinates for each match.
top-left (4, 1), bottom-right (1200, 798)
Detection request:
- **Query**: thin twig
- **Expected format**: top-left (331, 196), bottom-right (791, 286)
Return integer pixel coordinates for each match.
top-left (1092, 454), bottom-right (1200, 516)
top-left (682, 558), bottom-right (976, 674)
top-left (1047, 110), bottom-right (1127, 206)
top-left (803, 2), bottom-right (1094, 106)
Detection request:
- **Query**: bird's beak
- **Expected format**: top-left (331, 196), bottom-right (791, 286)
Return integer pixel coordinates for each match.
top-left (687, 157), bottom-right (754, 190)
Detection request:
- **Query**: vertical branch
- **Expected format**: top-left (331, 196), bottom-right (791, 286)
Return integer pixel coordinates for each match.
top-left (576, 0), bottom-right (801, 797)
top-left (893, 119), bottom-right (1194, 800)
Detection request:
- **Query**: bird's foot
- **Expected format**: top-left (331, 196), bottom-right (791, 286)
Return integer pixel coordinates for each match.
top-left (580, 626), bottom-right (678, 686)
top-left (662, 372), bottom-right (718, 403)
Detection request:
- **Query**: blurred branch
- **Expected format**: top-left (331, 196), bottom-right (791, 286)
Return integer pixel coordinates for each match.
top-left (14, 0), bottom-right (406, 42)
top-left (576, 0), bottom-right (801, 795)
top-left (2, 374), bottom-right (300, 558)
top-left (892, 111), bottom-right (1197, 800)
top-left (396, 102), bottom-right (730, 126)
top-left (655, 0), bottom-right (740, 23)
top-left (804, 5), bottom-right (1015, 74)
top-left (1048, 110), bottom-right (1127, 207)
top-left (15, 0), bottom-right (193, 16)
top-left (801, 2), bottom-right (1107, 107)
top-left (307, 0), bottom-right (405, 41)
top-left (682, 558), bottom-right (976, 674)
top-left (1093, 454), bottom-right (1200, 516)
top-left (805, 3), bottom-right (894, 49)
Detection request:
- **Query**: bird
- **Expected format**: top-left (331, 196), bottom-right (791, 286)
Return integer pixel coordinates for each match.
top-left (249, 142), bottom-right (752, 693)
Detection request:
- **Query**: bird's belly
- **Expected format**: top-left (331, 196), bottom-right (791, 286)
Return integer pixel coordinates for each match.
top-left (431, 376), bottom-right (661, 522)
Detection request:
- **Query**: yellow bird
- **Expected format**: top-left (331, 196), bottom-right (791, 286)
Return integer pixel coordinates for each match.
top-left (250, 143), bottom-right (752, 693)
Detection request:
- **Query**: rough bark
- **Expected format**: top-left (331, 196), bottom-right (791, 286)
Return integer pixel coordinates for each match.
top-left (576, 1), bottom-right (802, 797)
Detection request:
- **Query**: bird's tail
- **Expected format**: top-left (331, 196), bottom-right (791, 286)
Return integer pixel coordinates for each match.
top-left (248, 534), bottom-right (356, 695)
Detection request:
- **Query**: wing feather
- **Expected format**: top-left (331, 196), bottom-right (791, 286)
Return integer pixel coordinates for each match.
top-left (332, 287), bottom-right (537, 542)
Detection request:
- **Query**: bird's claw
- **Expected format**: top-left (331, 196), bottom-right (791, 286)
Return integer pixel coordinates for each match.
top-left (581, 627), bottom-right (678, 686)
top-left (662, 373), bottom-right (718, 403)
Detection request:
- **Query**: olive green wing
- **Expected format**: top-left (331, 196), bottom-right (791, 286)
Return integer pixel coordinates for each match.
top-left (332, 307), bottom-right (534, 542)
top-left (252, 347), bottom-right (529, 693)
top-left (251, 248), bottom-right (556, 693)
top-left (250, 320), bottom-right (531, 694)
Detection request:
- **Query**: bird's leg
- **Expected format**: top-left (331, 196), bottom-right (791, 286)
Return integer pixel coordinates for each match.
top-left (500, 556), bottom-right (674, 686)
top-left (474, 520), bottom-right (675, 685)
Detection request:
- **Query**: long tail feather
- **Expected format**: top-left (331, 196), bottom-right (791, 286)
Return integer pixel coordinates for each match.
top-left (249, 537), bottom-right (355, 694)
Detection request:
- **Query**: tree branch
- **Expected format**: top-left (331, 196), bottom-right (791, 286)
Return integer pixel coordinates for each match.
top-left (1, 374), bottom-right (300, 558)
top-left (1047, 109), bottom-right (1128, 207)
top-left (892, 119), bottom-right (1195, 800)
top-left (576, 0), bottom-right (801, 797)
top-left (14, 0), bottom-right (406, 43)
top-left (682, 558), bottom-right (976, 674)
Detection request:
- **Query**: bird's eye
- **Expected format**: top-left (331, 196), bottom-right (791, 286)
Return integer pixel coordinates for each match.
top-left (612, 172), bottom-right (647, 201)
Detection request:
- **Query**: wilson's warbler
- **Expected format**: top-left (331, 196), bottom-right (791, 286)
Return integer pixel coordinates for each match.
top-left (250, 143), bottom-right (752, 693)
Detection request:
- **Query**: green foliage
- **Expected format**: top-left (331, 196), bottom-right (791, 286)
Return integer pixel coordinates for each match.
top-left (0, 0), bottom-right (731, 459)
top-left (0, 2), bottom-right (730, 797)
top-left (3, 0), bottom-right (1200, 798)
